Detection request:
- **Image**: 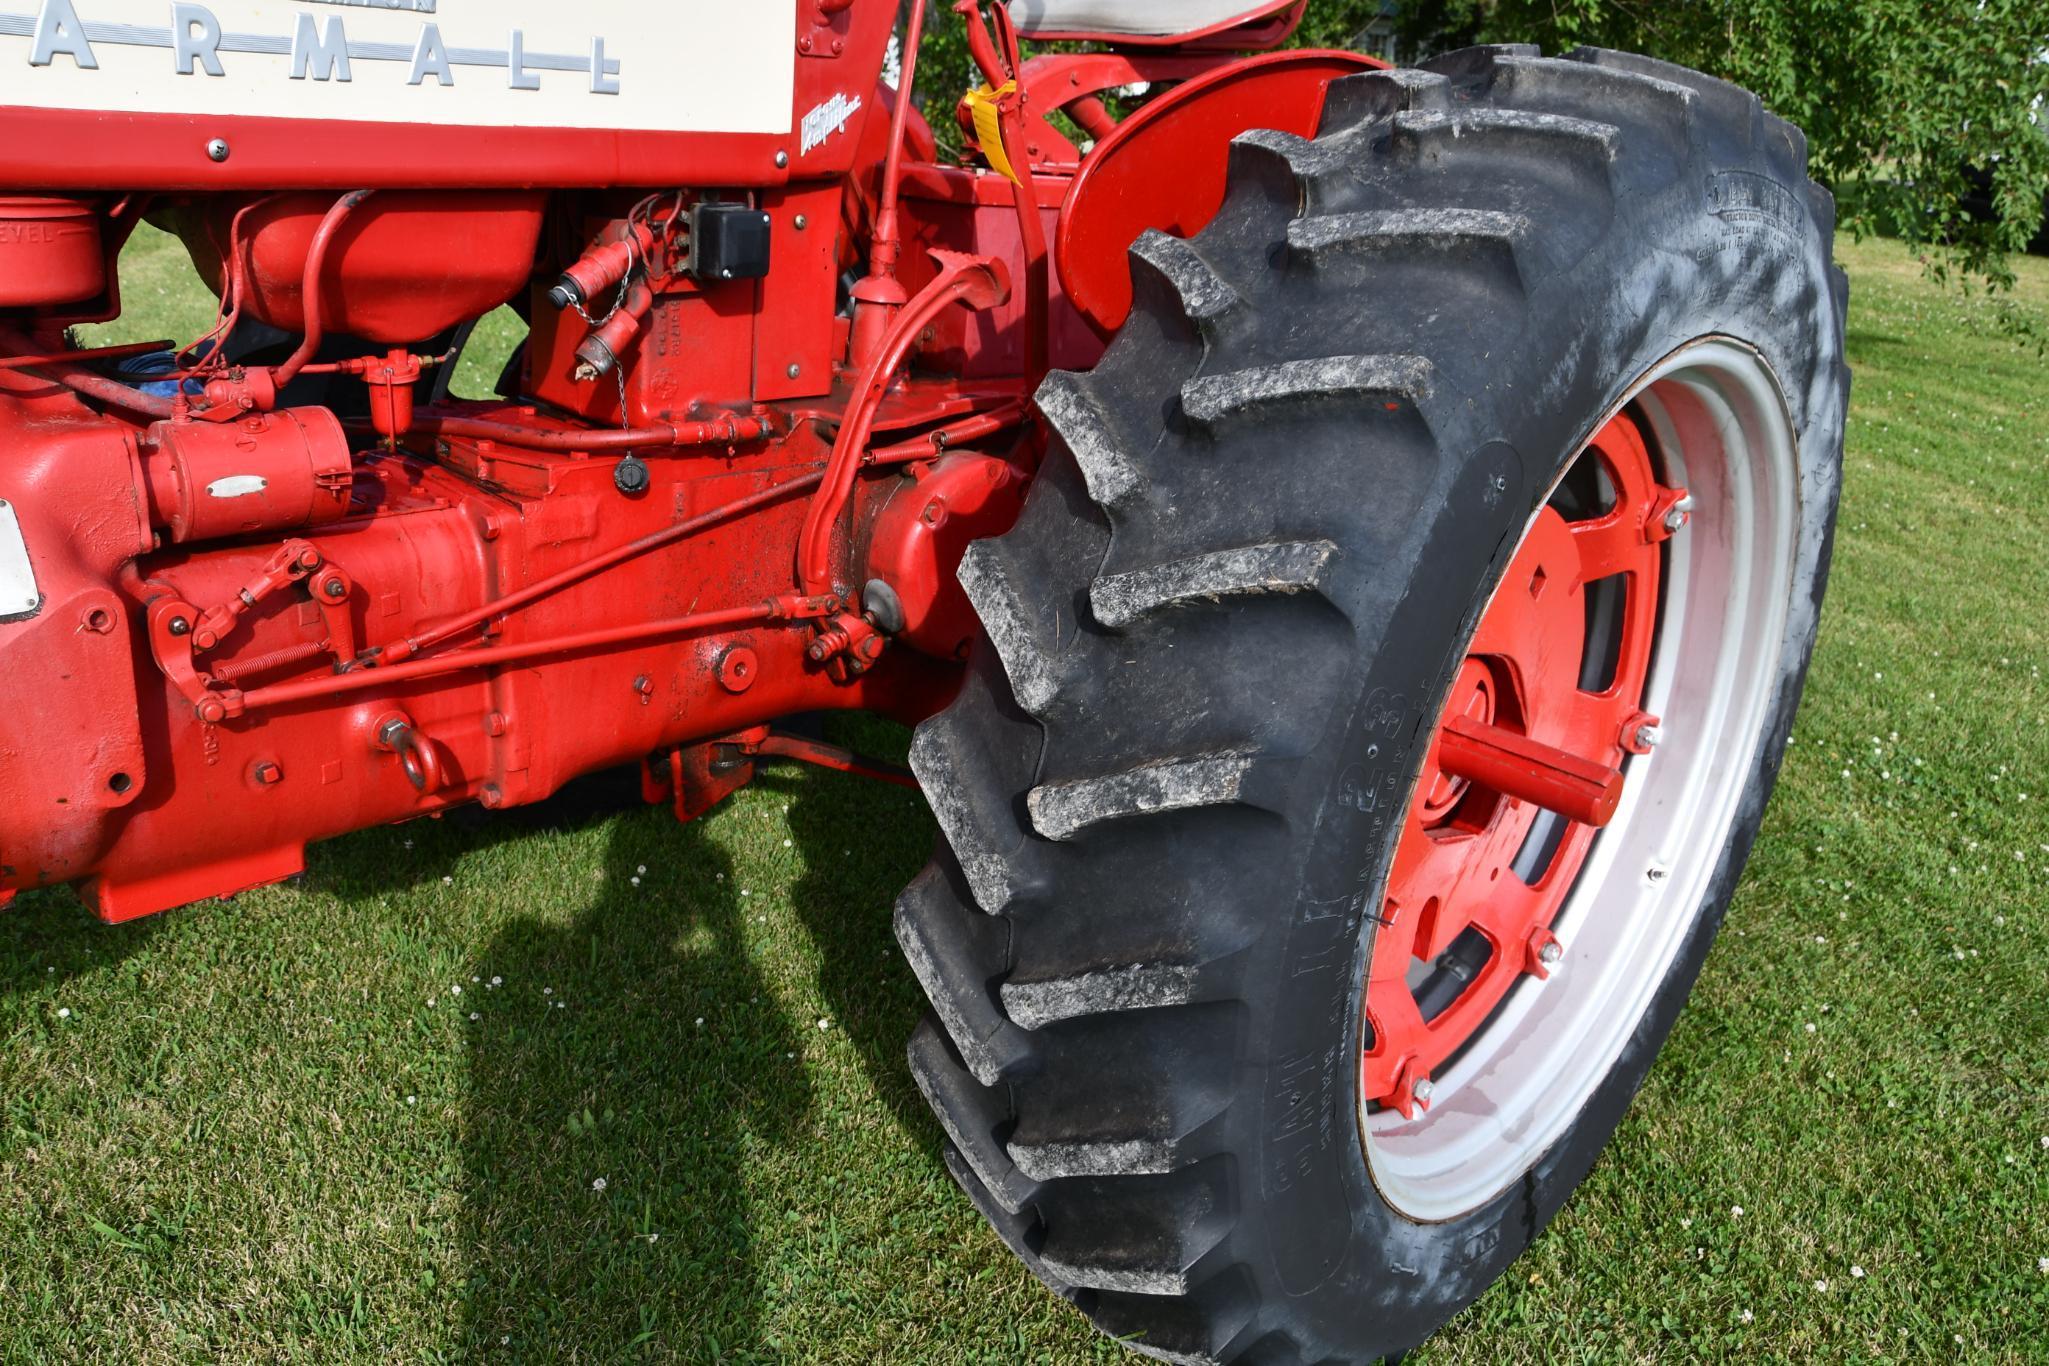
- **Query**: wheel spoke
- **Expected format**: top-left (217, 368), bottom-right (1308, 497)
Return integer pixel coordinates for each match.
top-left (1567, 517), bottom-right (1646, 586)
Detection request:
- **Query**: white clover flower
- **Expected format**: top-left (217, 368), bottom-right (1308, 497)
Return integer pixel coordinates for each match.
top-left (818, 1018), bottom-right (830, 1030)
top-left (451, 985), bottom-right (461, 996)
top-left (469, 1012), bottom-right (480, 1022)
top-left (592, 1177), bottom-right (607, 1192)
top-left (1739, 1309), bottom-right (1753, 1324)
top-left (695, 1017), bottom-right (705, 1027)
top-left (1813, 1279), bottom-right (1828, 1292)
top-left (406, 1095), bottom-right (417, 1105)
top-left (55, 1007), bottom-right (70, 1019)
top-left (1851, 1265), bottom-right (1866, 1278)
top-left (1731, 1206), bottom-right (1744, 1218)
top-left (491, 976), bottom-right (503, 987)
top-left (637, 864), bottom-right (647, 875)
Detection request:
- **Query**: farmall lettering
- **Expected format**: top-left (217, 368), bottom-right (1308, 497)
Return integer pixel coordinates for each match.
top-left (1, 0), bottom-right (797, 133)
top-left (24, 0), bottom-right (617, 92)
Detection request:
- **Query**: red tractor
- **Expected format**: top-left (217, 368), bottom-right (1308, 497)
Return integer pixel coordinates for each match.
top-left (0, 1), bottom-right (1845, 1358)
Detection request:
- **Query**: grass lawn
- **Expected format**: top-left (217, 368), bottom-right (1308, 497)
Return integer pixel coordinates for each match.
top-left (8, 228), bottom-right (2045, 1363)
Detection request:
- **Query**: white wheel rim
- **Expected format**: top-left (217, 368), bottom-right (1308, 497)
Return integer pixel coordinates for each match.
top-left (1363, 338), bottom-right (1801, 1222)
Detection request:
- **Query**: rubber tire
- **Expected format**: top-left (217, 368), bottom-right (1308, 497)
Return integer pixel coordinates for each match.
top-left (898, 44), bottom-right (1848, 1363)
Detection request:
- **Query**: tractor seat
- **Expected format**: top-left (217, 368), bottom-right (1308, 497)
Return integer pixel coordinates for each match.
top-left (1005, 0), bottom-right (1295, 42)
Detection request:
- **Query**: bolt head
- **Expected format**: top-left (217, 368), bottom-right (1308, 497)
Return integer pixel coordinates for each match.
top-left (205, 137), bottom-right (230, 163)
top-left (1663, 507), bottom-right (1688, 532)
top-left (774, 150), bottom-right (790, 169)
top-left (786, 363), bottom-right (801, 380)
top-left (1410, 1078), bottom-right (1435, 1103)
top-left (793, 214), bottom-right (808, 230)
top-left (253, 761), bottom-right (282, 786)
top-left (1635, 723), bottom-right (1663, 749)
top-left (168, 616), bottom-right (191, 637)
top-left (1539, 940), bottom-right (1563, 965)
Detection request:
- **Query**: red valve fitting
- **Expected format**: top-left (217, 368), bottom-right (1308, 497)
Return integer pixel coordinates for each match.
top-left (548, 222), bottom-right (658, 312)
top-left (573, 276), bottom-right (655, 381)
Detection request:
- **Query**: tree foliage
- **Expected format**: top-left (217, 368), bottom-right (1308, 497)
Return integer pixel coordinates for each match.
top-left (1386, 0), bottom-right (2049, 287)
top-left (914, 2), bottom-right (2049, 289)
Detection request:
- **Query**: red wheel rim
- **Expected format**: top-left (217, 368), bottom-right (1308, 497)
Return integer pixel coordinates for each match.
top-left (1362, 412), bottom-right (1689, 1120)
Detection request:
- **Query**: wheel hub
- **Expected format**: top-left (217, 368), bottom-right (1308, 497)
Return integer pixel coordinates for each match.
top-left (1362, 412), bottom-right (1682, 1121)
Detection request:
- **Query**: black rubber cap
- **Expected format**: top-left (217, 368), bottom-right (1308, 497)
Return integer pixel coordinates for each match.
top-left (613, 454), bottom-right (651, 497)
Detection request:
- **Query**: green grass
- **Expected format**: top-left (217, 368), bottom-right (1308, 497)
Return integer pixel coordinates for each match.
top-left (17, 229), bottom-right (2049, 1362)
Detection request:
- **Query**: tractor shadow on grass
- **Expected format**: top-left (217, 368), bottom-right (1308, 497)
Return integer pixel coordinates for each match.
top-left (0, 887), bottom-right (163, 999)
top-left (401, 772), bottom-right (819, 1359)
top-left (776, 713), bottom-right (948, 1152)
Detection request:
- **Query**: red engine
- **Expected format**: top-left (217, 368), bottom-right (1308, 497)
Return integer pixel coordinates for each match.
top-left (0, 0), bottom-right (1366, 922)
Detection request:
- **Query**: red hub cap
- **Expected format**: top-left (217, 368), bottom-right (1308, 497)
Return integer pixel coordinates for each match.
top-left (1363, 412), bottom-right (1687, 1120)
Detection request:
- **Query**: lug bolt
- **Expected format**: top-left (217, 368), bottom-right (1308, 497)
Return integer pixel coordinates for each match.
top-left (1635, 723), bottom-right (1663, 750)
top-left (1411, 1078), bottom-right (1435, 1104)
top-left (1663, 507), bottom-right (1688, 533)
top-left (1539, 940), bottom-right (1563, 966)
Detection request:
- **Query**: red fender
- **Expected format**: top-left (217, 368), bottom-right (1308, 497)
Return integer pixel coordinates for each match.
top-left (1055, 48), bottom-right (1386, 336)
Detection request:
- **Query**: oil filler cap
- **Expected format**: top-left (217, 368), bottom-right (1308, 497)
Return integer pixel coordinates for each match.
top-left (614, 454), bottom-right (651, 498)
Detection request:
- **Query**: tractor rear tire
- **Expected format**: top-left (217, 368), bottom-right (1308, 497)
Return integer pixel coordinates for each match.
top-left (899, 45), bottom-right (1847, 1363)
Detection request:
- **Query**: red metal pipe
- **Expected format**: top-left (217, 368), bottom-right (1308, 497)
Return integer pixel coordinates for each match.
top-left (272, 189), bottom-right (374, 389)
top-left (237, 601), bottom-right (789, 713)
top-left (798, 253), bottom-right (1009, 594)
top-left (0, 327), bottom-right (176, 418)
top-left (848, 0), bottom-right (929, 368)
top-left (750, 732), bottom-right (920, 789)
top-left (1437, 715), bottom-right (1624, 828)
top-left (404, 411), bottom-right (769, 453)
top-left (0, 338), bottom-right (173, 371)
top-left (865, 401), bottom-right (1027, 464)
top-left (1064, 95), bottom-right (1118, 143)
top-left (871, 0), bottom-right (926, 281)
top-left (377, 465), bottom-right (825, 666)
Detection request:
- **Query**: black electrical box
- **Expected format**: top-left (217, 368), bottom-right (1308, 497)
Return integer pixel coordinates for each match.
top-left (688, 202), bottom-right (772, 282)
